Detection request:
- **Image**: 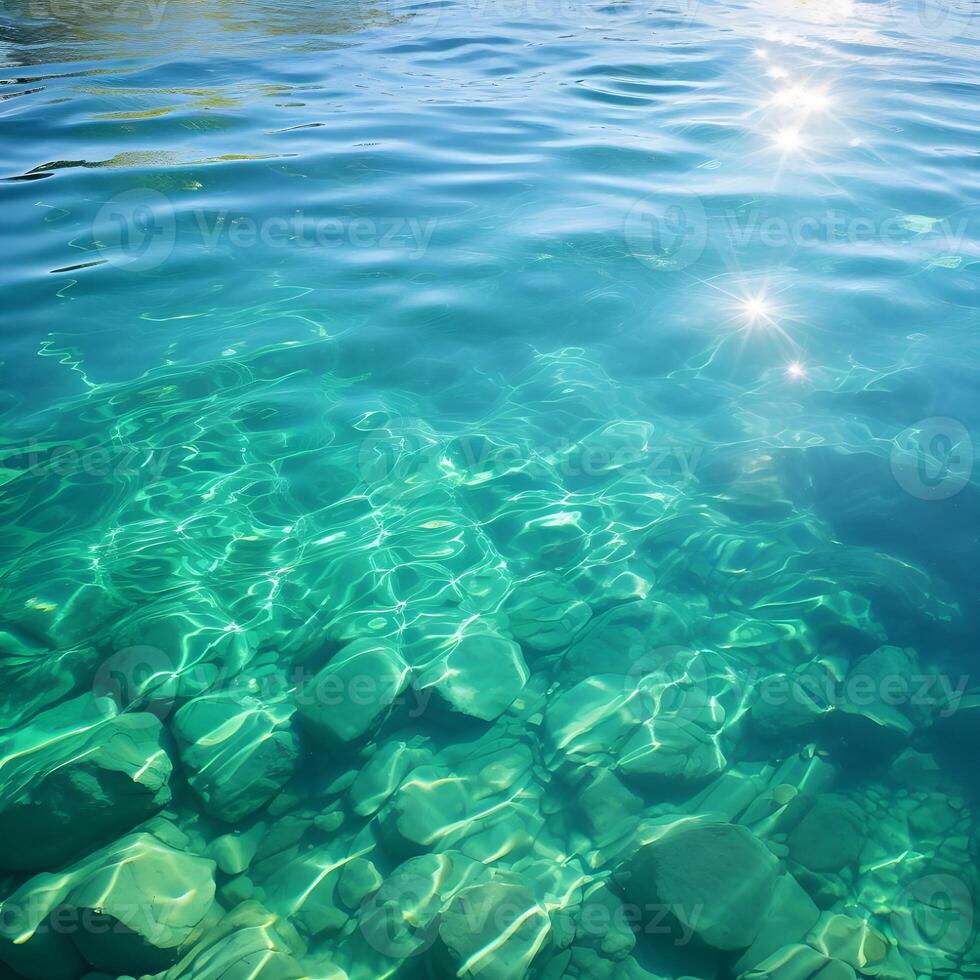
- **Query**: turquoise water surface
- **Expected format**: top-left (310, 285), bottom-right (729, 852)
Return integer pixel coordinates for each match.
top-left (1, 0), bottom-right (979, 977)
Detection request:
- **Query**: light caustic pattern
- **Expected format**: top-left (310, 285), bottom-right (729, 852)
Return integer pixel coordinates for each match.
top-left (0, 0), bottom-right (978, 977)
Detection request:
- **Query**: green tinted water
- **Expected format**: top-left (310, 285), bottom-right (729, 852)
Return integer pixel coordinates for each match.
top-left (1, 0), bottom-right (979, 977)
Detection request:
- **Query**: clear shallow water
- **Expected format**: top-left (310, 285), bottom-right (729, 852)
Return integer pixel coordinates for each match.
top-left (1, 0), bottom-right (979, 977)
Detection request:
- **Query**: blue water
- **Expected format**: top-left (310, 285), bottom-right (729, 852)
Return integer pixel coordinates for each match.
top-left (1, 0), bottom-right (979, 976)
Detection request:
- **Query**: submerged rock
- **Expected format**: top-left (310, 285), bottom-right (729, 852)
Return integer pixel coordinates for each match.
top-left (807, 913), bottom-right (892, 974)
top-left (381, 764), bottom-right (472, 854)
top-left (739, 910), bottom-right (916, 980)
top-left (0, 627), bottom-right (101, 733)
top-left (337, 857), bottom-right (383, 910)
top-left (576, 768), bottom-right (643, 842)
top-left (499, 573), bottom-right (592, 653)
top-left (437, 877), bottom-right (552, 979)
top-left (572, 881), bottom-right (637, 962)
top-left (788, 795), bottom-right (865, 873)
top-left (750, 662), bottom-right (835, 742)
top-left (622, 821), bottom-right (779, 951)
top-left (0, 694), bottom-right (172, 871)
top-left (207, 824), bottom-right (265, 875)
top-left (172, 689), bottom-right (299, 822)
top-left (740, 943), bottom-right (834, 980)
top-left (735, 873), bottom-right (820, 974)
top-left (544, 674), bottom-right (637, 766)
top-left (114, 599), bottom-right (255, 704)
top-left (380, 739), bottom-right (538, 860)
top-left (829, 646), bottom-right (928, 760)
top-left (347, 851), bottom-right (490, 976)
top-left (347, 739), bottom-right (430, 818)
top-left (545, 647), bottom-right (737, 787)
top-left (0, 829), bottom-right (215, 976)
top-left (931, 687), bottom-right (980, 751)
top-left (562, 600), bottom-right (689, 682)
top-left (617, 715), bottom-right (726, 783)
top-left (890, 748), bottom-right (955, 792)
top-left (154, 901), bottom-right (311, 980)
top-left (415, 626), bottom-right (529, 722)
top-left (296, 638), bottom-right (410, 744)
top-left (262, 838), bottom-right (362, 937)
